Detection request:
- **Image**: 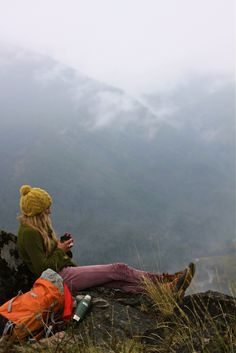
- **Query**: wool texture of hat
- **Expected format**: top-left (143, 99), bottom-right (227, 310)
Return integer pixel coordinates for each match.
top-left (20, 185), bottom-right (52, 216)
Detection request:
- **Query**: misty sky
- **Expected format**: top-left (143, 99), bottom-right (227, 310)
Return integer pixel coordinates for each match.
top-left (0, 0), bottom-right (234, 94)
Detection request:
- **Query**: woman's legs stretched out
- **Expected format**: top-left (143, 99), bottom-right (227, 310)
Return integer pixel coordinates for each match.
top-left (59, 263), bottom-right (183, 294)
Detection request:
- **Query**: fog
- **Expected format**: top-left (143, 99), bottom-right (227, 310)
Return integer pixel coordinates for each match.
top-left (0, 1), bottom-right (235, 294)
top-left (0, 0), bottom-right (234, 94)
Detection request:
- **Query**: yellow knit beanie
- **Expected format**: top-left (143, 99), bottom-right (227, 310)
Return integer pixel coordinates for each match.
top-left (19, 185), bottom-right (52, 216)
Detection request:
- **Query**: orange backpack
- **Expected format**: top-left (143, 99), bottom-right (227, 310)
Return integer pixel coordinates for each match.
top-left (0, 269), bottom-right (72, 342)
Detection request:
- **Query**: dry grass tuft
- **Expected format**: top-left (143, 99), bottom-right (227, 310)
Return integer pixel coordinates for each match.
top-left (141, 276), bottom-right (236, 352)
top-left (141, 276), bottom-right (178, 318)
top-left (1, 276), bottom-right (235, 352)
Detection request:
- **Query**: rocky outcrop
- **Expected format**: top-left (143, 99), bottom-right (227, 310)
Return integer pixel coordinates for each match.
top-left (0, 230), bottom-right (235, 353)
top-left (67, 287), bottom-right (235, 353)
top-left (0, 230), bottom-right (34, 305)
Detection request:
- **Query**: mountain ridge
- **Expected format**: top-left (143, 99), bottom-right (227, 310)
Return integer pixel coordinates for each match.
top-left (0, 47), bottom-right (234, 277)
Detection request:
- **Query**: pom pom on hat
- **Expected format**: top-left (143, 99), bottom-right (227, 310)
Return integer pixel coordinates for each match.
top-left (20, 185), bottom-right (32, 196)
top-left (19, 185), bottom-right (52, 217)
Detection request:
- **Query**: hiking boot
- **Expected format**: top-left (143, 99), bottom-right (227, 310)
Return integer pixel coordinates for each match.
top-left (174, 262), bottom-right (196, 300)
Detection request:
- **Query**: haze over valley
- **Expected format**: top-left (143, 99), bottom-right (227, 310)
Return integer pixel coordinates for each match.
top-left (0, 48), bottom-right (234, 295)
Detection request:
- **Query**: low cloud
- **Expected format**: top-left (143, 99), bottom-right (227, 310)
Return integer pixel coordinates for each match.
top-left (0, 0), bottom-right (233, 95)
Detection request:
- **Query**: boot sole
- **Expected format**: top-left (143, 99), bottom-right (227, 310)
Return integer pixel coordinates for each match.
top-left (176, 262), bottom-right (196, 299)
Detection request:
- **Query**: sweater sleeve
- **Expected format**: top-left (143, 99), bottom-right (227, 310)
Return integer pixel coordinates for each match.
top-left (22, 228), bottom-right (75, 277)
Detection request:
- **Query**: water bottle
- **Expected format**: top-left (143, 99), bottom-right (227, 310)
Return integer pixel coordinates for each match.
top-left (73, 295), bottom-right (92, 322)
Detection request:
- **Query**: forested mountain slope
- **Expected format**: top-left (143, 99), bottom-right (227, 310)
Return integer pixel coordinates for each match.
top-left (0, 48), bottom-right (234, 278)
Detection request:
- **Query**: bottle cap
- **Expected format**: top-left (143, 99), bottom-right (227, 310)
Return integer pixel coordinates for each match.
top-left (73, 314), bottom-right (81, 322)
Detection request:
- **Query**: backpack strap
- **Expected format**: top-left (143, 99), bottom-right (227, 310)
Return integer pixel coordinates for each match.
top-left (62, 283), bottom-right (73, 322)
top-left (7, 291), bottom-right (23, 313)
top-left (1, 320), bottom-right (14, 340)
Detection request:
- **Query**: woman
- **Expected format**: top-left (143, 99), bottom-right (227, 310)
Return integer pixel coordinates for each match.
top-left (17, 185), bottom-right (195, 295)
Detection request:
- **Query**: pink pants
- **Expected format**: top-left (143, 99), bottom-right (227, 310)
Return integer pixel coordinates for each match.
top-left (59, 263), bottom-right (181, 294)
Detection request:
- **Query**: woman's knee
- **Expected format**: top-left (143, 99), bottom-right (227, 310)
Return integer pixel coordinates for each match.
top-left (112, 262), bottom-right (129, 273)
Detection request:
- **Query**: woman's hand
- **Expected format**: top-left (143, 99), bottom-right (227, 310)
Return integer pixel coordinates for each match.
top-left (57, 238), bottom-right (73, 253)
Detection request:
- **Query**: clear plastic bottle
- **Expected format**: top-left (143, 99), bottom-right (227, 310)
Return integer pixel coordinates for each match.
top-left (73, 295), bottom-right (92, 322)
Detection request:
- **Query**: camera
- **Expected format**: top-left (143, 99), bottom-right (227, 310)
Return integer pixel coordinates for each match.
top-left (60, 233), bottom-right (71, 242)
top-left (60, 233), bottom-right (73, 258)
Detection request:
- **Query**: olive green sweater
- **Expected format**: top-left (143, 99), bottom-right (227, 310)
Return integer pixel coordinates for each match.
top-left (17, 224), bottom-right (76, 278)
